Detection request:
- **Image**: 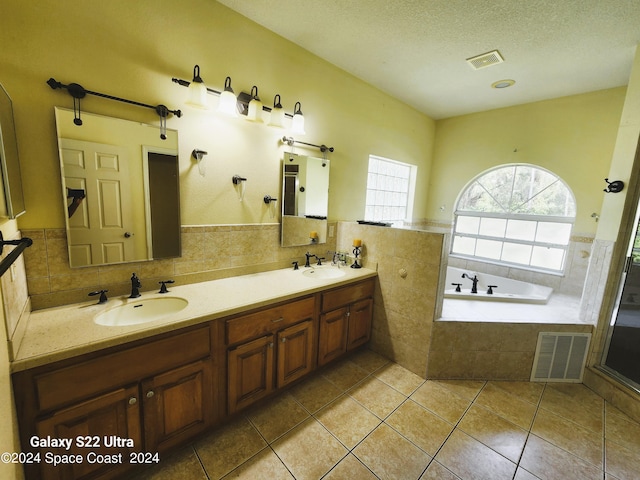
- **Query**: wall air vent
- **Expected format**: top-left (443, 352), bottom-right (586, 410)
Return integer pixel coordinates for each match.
top-left (531, 332), bottom-right (591, 383)
top-left (466, 50), bottom-right (504, 70)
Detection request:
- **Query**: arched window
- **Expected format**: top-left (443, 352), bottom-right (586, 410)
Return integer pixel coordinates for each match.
top-left (451, 164), bottom-right (576, 273)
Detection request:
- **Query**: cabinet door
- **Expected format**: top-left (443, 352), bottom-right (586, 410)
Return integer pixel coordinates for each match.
top-left (318, 307), bottom-right (349, 366)
top-left (277, 320), bottom-right (314, 388)
top-left (142, 359), bottom-right (213, 453)
top-left (347, 298), bottom-right (373, 350)
top-left (228, 335), bottom-right (274, 414)
top-left (35, 385), bottom-right (141, 480)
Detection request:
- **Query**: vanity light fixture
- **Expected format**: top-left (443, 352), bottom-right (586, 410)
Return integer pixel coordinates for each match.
top-left (185, 65), bottom-right (208, 109)
top-left (246, 86), bottom-right (263, 122)
top-left (268, 94), bottom-right (285, 128)
top-left (291, 102), bottom-right (305, 135)
top-left (218, 77), bottom-right (238, 117)
top-left (172, 68), bottom-right (307, 126)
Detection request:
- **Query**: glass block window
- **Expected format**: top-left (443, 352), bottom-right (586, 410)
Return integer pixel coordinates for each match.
top-left (365, 155), bottom-right (416, 225)
top-left (452, 164), bottom-right (576, 273)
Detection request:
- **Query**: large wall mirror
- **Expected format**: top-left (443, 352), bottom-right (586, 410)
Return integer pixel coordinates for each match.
top-left (0, 83), bottom-right (26, 219)
top-left (55, 108), bottom-right (181, 268)
top-left (281, 152), bottom-right (330, 247)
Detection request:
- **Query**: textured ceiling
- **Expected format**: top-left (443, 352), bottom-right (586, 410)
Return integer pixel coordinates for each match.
top-left (217, 0), bottom-right (640, 119)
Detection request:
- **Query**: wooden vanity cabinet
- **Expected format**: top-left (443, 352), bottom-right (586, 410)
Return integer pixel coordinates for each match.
top-left (141, 357), bottom-right (213, 453)
top-left (13, 324), bottom-right (214, 480)
top-left (13, 275), bottom-right (376, 479)
top-left (35, 385), bottom-right (141, 480)
top-left (227, 334), bottom-right (275, 414)
top-left (226, 297), bottom-right (315, 414)
top-left (318, 279), bottom-right (374, 366)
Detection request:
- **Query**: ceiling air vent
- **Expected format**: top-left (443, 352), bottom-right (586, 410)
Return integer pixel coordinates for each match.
top-left (466, 50), bottom-right (504, 70)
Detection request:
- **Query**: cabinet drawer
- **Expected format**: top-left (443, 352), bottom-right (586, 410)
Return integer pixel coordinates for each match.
top-left (34, 326), bottom-right (210, 412)
top-left (321, 279), bottom-right (374, 312)
top-left (226, 297), bottom-right (315, 345)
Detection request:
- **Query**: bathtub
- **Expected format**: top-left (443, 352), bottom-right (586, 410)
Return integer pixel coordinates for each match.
top-left (443, 266), bottom-right (553, 304)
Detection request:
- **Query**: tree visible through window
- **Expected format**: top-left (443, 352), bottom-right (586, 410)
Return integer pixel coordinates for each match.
top-left (451, 164), bottom-right (576, 272)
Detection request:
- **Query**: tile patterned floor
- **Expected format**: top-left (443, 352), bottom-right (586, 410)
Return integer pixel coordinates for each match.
top-left (135, 350), bottom-right (640, 480)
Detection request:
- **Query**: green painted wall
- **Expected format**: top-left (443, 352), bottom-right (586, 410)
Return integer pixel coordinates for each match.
top-left (0, 0), bottom-right (434, 230)
top-left (428, 88), bottom-right (625, 234)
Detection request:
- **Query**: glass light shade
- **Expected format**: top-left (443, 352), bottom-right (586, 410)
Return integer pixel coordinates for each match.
top-left (185, 65), bottom-right (208, 109)
top-left (268, 94), bottom-right (285, 128)
top-left (247, 98), bottom-right (263, 122)
top-left (269, 107), bottom-right (285, 127)
top-left (290, 101), bottom-right (305, 134)
top-left (186, 81), bottom-right (208, 109)
top-left (218, 90), bottom-right (238, 116)
top-left (291, 113), bottom-right (305, 135)
top-left (218, 76), bottom-right (238, 117)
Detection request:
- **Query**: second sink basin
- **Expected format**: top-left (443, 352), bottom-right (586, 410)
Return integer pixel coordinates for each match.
top-left (302, 267), bottom-right (346, 279)
top-left (94, 297), bottom-right (188, 327)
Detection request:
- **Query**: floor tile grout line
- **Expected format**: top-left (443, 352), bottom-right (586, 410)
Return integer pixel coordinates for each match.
top-left (267, 443), bottom-right (303, 480)
top-left (414, 379), bottom-right (490, 479)
top-left (191, 444), bottom-right (213, 480)
top-left (523, 382), bottom-right (613, 478)
top-left (307, 361), bottom-right (427, 479)
top-left (150, 352), bottom-right (637, 480)
top-left (273, 366), bottom-right (385, 479)
top-left (510, 382), bottom-right (547, 480)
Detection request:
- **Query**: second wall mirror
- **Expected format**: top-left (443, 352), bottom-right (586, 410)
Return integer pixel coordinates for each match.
top-left (281, 152), bottom-right (330, 247)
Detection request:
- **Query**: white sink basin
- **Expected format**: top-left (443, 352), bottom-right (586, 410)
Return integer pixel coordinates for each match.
top-left (94, 297), bottom-right (188, 327)
top-left (302, 267), bottom-right (346, 279)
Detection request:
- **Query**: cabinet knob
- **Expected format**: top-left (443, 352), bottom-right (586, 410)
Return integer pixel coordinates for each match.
top-left (146, 390), bottom-right (155, 398)
top-left (281, 337), bottom-right (287, 343)
top-left (128, 397), bottom-right (137, 405)
top-left (268, 342), bottom-right (274, 348)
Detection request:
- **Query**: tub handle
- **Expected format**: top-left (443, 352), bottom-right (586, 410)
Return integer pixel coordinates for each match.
top-left (487, 285), bottom-right (497, 295)
top-left (451, 283), bottom-right (462, 292)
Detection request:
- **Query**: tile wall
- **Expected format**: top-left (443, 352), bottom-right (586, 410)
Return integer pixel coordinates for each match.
top-left (16, 222), bottom-right (640, 423)
top-left (336, 222), bottom-right (445, 377)
top-left (21, 224), bottom-right (336, 310)
top-left (427, 322), bottom-right (593, 380)
top-left (19, 221), bottom-right (447, 380)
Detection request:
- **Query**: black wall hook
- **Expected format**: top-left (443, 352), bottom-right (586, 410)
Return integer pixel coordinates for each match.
top-left (604, 178), bottom-right (625, 193)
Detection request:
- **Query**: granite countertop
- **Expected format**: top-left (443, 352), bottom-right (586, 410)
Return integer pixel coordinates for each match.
top-left (12, 265), bottom-right (377, 372)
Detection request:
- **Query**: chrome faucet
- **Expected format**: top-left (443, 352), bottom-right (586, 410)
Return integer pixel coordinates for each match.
top-left (461, 272), bottom-right (479, 294)
top-left (328, 250), bottom-right (347, 267)
top-left (129, 273), bottom-right (142, 298)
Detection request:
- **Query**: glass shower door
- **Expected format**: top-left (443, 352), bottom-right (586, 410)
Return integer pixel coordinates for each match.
top-left (603, 220), bottom-right (640, 388)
